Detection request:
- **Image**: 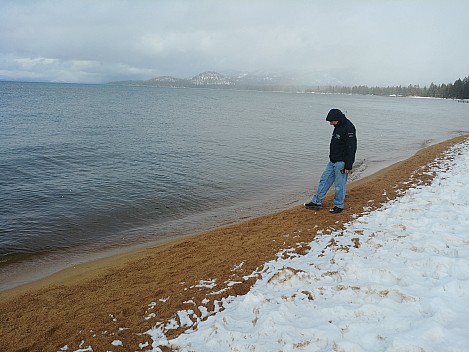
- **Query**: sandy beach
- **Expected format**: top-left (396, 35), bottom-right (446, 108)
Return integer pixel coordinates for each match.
top-left (0, 135), bottom-right (467, 352)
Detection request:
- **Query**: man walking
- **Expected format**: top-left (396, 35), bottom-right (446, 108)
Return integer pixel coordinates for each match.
top-left (305, 108), bottom-right (357, 213)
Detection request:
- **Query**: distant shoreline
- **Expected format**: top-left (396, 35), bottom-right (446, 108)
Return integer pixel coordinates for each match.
top-left (3, 80), bottom-right (469, 102)
top-left (108, 71), bottom-right (469, 100)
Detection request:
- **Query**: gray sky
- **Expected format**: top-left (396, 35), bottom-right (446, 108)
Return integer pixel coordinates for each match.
top-left (1, 0), bottom-right (468, 86)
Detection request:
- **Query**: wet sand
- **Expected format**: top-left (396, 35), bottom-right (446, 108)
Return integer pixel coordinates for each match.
top-left (0, 135), bottom-right (467, 352)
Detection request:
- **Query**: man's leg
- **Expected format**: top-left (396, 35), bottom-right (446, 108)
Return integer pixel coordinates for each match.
top-left (332, 161), bottom-right (348, 209)
top-left (311, 161), bottom-right (336, 206)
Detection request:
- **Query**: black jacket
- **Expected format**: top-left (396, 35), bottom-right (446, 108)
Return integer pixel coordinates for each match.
top-left (329, 117), bottom-right (357, 170)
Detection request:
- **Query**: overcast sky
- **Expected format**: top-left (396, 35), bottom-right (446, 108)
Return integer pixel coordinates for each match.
top-left (1, 0), bottom-right (468, 86)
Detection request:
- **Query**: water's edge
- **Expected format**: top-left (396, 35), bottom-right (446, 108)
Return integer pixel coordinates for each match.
top-left (1, 135), bottom-right (461, 293)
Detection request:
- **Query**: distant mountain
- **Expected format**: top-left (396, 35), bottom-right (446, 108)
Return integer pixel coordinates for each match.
top-left (230, 72), bottom-right (298, 87)
top-left (110, 71), bottom-right (235, 88)
top-left (190, 71), bottom-right (234, 86)
top-left (147, 76), bottom-right (180, 83)
top-left (108, 71), bottom-right (306, 91)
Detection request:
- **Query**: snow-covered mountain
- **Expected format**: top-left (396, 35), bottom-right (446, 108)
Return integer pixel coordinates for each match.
top-left (109, 71), bottom-right (309, 90)
top-left (190, 71), bottom-right (234, 86)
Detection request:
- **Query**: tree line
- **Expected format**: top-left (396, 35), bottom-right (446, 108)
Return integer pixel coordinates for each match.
top-left (306, 76), bottom-right (469, 99)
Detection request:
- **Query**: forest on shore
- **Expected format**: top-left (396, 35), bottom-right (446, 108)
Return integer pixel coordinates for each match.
top-left (307, 76), bottom-right (469, 99)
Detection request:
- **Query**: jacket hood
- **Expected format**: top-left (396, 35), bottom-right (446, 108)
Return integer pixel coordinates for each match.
top-left (325, 109), bottom-right (346, 121)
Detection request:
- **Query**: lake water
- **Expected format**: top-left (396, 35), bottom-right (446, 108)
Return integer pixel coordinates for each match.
top-left (1, 81), bottom-right (468, 290)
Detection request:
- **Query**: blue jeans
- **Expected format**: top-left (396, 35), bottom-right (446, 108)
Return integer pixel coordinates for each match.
top-left (312, 161), bottom-right (348, 209)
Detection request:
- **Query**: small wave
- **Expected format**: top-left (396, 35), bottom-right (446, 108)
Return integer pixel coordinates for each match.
top-left (419, 139), bottom-right (435, 148)
top-left (349, 159), bottom-right (368, 181)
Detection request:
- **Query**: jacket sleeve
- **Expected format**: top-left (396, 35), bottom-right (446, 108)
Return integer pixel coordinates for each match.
top-left (344, 124), bottom-right (357, 170)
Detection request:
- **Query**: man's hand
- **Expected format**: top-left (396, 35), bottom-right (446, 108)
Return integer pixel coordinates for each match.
top-left (344, 169), bottom-right (353, 174)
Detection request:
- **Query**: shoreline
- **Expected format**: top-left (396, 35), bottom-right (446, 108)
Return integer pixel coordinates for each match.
top-left (0, 135), bottom-right (447, 293)
top-left (0, 150), bottom-right (405, 293)
top-left (1, 134), bottom-right (467, 351)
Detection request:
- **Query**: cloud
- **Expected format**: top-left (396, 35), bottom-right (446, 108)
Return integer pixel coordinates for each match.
top-left (1, 0), bottom-right (468, 85)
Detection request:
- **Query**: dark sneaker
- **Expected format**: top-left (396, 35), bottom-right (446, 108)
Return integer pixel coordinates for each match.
top-left (329, 206), bottom-right (343, 214)
top-left (304, 202), bottom-right (322, 209)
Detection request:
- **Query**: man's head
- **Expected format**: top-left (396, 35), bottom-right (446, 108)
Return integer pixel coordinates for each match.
top-left (325, 109), bottom-right (345, 126)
